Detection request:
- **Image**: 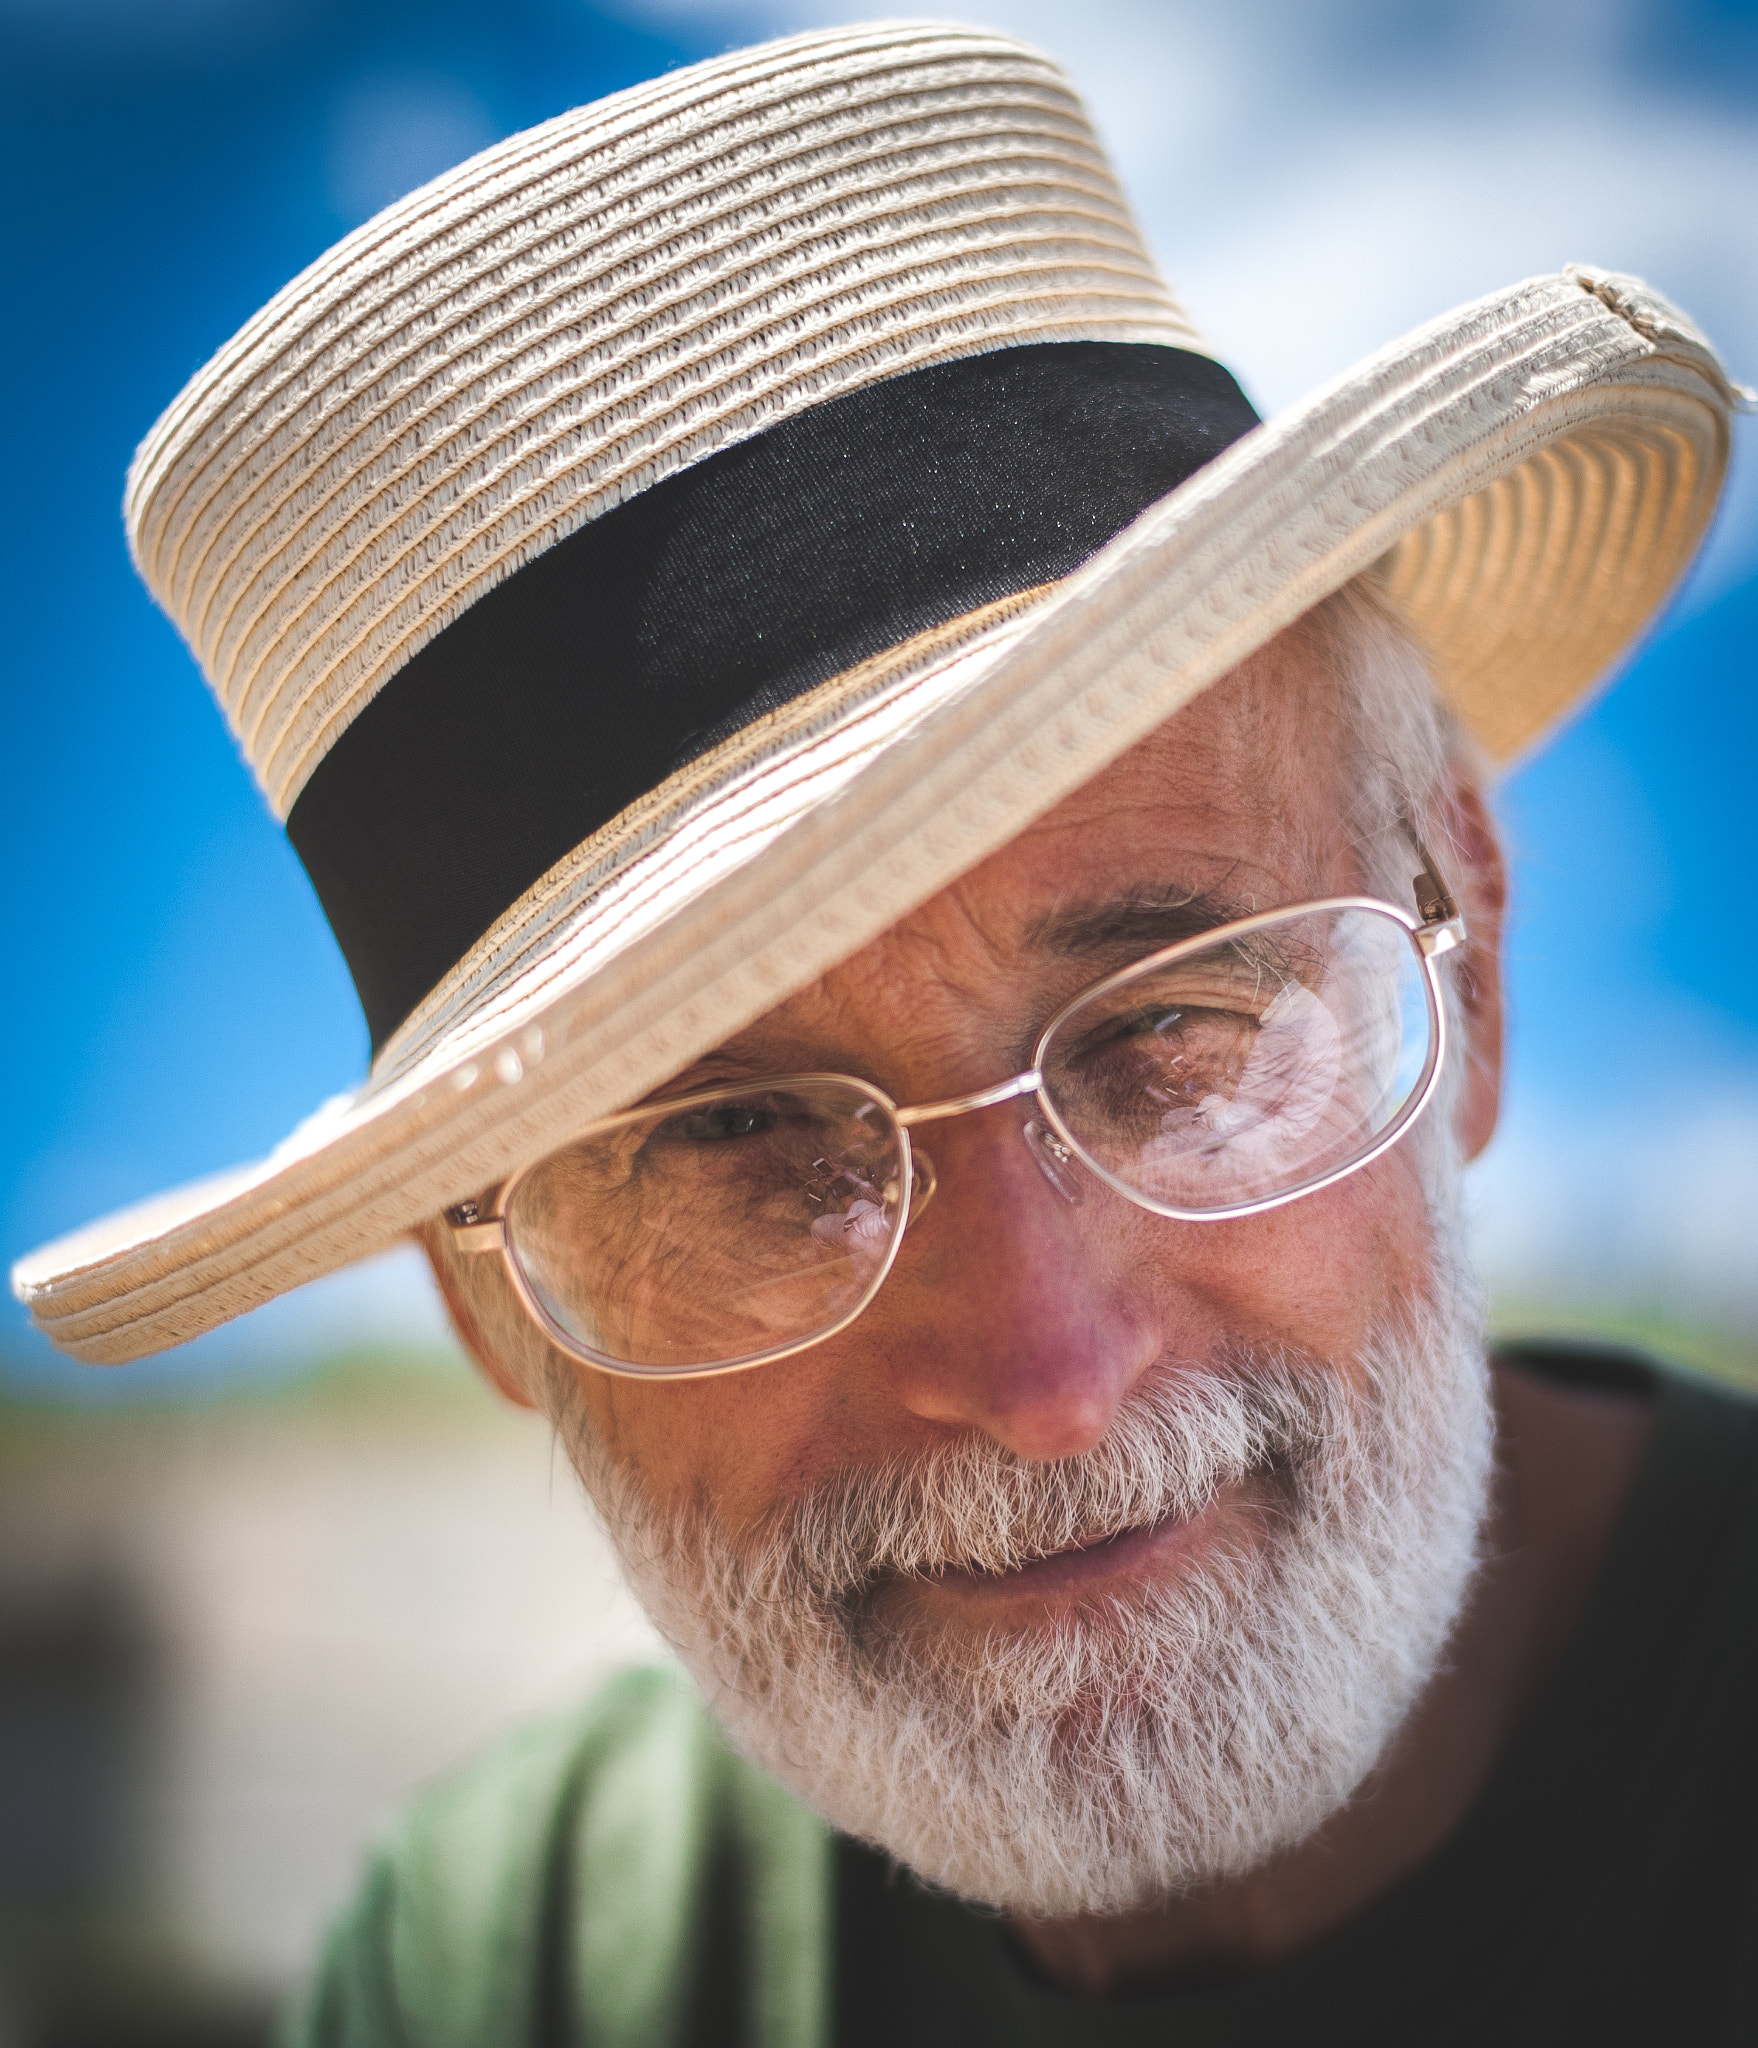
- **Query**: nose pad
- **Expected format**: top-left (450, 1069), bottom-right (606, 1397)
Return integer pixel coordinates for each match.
top-left (1022, 1118), bottom-right (1087, 1205)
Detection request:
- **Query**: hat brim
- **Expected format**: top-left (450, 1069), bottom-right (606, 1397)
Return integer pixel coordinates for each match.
top-left (14, 267), bottom-right (1735, 1364)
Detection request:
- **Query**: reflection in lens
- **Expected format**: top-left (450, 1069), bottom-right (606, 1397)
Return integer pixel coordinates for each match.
top-left (504, 1080), bottom-right (906, 1371)
top-left (1040, 906), bottom-right (1433, 1213)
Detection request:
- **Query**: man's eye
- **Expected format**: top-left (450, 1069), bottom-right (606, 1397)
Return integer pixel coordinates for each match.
top-left (676, 1103), bottom-right (777, 1140)
top-left (1113, 1005), bottom-right (1189, 1039)
top-left (1096, 1003), bottom-right (1235, 1050)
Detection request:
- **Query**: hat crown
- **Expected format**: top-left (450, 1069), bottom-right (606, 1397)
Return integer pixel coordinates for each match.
top-left (125, 19), bottom-right (1202, 818)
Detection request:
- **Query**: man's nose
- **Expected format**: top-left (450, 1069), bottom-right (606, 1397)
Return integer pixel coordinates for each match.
top-left (877, 1112), bottom-right (1162, 1462)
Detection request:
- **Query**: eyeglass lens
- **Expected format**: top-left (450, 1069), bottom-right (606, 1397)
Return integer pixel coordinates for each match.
top-left (504, 1079), bottom-right (909, 1372)
top-left (502, 904), bottom-right (1436, 1375)
top-left (1038, 905), bottom-right (1433, 1213)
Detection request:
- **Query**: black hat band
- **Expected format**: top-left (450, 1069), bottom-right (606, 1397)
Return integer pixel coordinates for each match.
top-left (286, 340), bottom-right (1259, 1052)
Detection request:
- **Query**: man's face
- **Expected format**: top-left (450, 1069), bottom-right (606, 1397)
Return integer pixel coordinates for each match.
top-left (575, 629), bottom-right (1454, 1545)
top-left (476, 624), bottom-right (1503, 1912)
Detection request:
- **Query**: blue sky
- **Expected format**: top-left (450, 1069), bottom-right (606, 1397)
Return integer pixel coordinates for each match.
top-left (3, 0), bottom-right (1754, 1398)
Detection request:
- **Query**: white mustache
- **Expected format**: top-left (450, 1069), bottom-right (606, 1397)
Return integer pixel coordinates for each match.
top-left (747, 1351), bottom-right (1353, 1607)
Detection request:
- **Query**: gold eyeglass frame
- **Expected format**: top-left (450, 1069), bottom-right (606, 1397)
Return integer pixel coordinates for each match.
top-left (447, 867), bottom-right (1466, 1380)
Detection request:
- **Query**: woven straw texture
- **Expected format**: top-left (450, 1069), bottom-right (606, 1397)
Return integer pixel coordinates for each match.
top-left (124, 20), bottom-right (1200, 819)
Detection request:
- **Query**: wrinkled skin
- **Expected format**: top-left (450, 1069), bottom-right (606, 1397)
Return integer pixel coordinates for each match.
top-left (434, 627), bottom-right (1653, 1993)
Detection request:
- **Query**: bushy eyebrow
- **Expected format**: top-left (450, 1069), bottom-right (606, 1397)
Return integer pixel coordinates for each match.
top-left (1024, 887), bottom-right (1257, 960)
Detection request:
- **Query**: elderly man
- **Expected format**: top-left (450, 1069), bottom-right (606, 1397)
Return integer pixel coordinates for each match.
top-left (14, 20), bottom-right (1752, 2046)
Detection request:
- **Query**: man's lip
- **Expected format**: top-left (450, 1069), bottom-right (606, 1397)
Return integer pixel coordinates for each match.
top-left (920, 1493), bottom-right (1229, 1601)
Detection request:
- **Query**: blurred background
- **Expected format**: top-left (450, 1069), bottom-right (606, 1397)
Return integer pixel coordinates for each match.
top-left (2, 0), bottom-right (1754, 2038)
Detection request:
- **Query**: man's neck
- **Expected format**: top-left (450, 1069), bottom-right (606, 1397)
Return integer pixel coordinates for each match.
top-left (1006, 1356), bottom-right (1656, 1997)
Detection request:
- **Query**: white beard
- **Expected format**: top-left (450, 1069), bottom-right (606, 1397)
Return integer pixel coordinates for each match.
top-left (553, 1225), bottom-right (1493, 1919)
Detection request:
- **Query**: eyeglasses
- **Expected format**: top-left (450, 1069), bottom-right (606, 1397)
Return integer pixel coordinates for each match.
top-left (448, 864), bottom-right (1466, 1380)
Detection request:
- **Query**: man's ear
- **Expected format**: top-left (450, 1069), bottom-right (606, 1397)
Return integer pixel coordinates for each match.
top-left (416, 1219), bottom-right (540, 1412)
top-left (1435, 759), bottom-right (1507, 1163)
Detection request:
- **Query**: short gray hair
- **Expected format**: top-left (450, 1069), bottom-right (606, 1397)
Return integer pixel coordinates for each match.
top-left (1301, 574), bottom-right (1475, 908)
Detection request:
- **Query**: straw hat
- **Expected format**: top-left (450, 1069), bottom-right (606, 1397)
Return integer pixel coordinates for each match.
top-left (14, 19), bottom-right (1739, 1364)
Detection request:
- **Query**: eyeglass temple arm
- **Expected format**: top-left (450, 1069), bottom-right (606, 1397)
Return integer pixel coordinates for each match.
top-left (1403, 818), bottom-right (1467, 959)
top-left (445, 1190), bottom-right (507, 1253)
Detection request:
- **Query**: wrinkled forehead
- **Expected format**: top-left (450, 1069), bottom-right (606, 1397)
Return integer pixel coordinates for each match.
top-left (1024, 631), bottom-right (1355, 865)
top-left (711, 626), bottom-right (1363, 1063)
top-left (920, 625), bottom-right (1358, 941)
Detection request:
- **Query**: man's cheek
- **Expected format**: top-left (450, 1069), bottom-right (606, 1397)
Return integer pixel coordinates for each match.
top-left (1161, 1179), bottom-right (1425, 1361)
top-left (593, 1367), bottom-right (830, 1531)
